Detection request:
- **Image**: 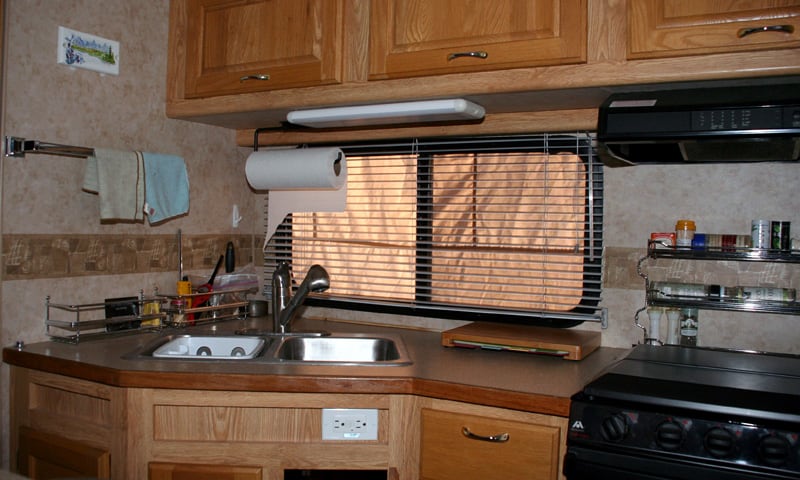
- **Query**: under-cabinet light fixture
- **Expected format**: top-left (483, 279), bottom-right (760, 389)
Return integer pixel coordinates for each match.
top-left (286, 99), bottom-right (485, 128)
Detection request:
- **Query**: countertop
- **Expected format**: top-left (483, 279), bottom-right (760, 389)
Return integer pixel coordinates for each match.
top-left (2, 317), bottom-right (629, 417)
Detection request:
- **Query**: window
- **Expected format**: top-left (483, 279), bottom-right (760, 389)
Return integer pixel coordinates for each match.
top-left (265, 134), bottom-right (602, 327)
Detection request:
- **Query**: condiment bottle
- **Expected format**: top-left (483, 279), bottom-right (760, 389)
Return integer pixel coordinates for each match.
top-left (679, 308), bottom-right (699, 347)
top-left (675, 219), bottom-right (696, 249)
top-left (646, 307), bottom-right (663, 345)
top-left (665, 308), bottom-right (680, 345)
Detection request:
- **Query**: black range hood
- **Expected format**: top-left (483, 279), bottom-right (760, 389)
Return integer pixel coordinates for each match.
top-left (597, 83), bottom-right (800, 166)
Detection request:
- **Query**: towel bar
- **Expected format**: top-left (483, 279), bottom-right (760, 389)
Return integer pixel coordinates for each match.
top-left (4, 136), bottom-right (95, 158)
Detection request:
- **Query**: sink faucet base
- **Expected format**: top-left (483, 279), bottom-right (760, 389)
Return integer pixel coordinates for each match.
top-left (272, 262), bottom-right (330, 334)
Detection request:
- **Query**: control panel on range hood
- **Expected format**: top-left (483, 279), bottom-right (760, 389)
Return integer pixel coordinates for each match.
top-left (597, 84), bottom-right (800, 167)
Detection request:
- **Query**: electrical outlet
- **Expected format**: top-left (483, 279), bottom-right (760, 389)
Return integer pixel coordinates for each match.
top-left (322, 408), bottom-right (379, 440)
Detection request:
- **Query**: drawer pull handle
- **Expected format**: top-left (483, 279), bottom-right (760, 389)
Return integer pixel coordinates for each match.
top-left (737, 24), bottom-right (794, 38)
top-left (447, 51), bottom-right (489, 61)
top-left (462, 426), bottom-right (510, 443)
top-left (239, 74), bottom-right (271, 82)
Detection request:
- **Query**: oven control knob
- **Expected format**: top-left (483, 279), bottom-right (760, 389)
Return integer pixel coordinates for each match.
top-left (656, 420), bottom-right (684, 451)
top-left (601, 413), bottom-right (629, 442)
top-left (704, 427), bottom-right (735, 458)
top-left (758, 434), bottom-right (790, 467)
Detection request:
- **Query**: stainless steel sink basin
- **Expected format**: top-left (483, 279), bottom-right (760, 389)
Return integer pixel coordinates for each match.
top-left (273, 335), bottom-right (412, 366)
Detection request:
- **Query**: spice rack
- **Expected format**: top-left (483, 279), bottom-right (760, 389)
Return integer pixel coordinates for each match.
top-left (160, 288), bottom-right (251, 327)
top-left (45, 288), bottom-right (252, 343)
top-left (638, 240), bottom-right (800, 316)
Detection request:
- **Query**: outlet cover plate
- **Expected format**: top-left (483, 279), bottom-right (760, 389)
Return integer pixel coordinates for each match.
top-left (322, 408), bottom-right (378, 441)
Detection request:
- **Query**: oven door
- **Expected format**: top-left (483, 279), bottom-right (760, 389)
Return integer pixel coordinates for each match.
top-left (564, 446), bottom-right (798, 480)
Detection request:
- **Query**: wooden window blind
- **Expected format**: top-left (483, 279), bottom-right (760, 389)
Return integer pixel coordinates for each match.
top-left (264, 133), bottom-right (603, 327)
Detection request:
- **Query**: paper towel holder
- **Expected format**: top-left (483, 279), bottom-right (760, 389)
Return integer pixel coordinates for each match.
top-left (251, 129), bottom-right (343, 172)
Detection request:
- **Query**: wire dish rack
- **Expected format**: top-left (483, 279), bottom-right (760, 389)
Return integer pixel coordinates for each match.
top-left (45, 288), bottom-right (252, 343)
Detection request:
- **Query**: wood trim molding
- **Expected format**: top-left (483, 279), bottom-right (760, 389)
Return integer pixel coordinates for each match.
top-left (237, 109), bottom-right (598, 148)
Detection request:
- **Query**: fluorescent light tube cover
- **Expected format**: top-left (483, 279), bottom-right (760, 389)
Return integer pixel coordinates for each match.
top-left (287, 99), bottom-right (485, 128)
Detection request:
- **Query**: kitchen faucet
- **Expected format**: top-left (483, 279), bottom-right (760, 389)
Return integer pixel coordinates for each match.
top-left (272, 262), bottom-right (330, 334)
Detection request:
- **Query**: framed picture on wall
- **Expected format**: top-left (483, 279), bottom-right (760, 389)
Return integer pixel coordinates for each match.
top-left (57, 26), bottom-right (119, 76)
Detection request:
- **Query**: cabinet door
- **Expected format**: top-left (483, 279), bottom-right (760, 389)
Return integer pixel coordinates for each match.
top-left (149, 462), bottom-right (262, 480)
top-left (419, 408), bottom-right (561, 480)
top-left (368, 0), bottom-right (586, 80)
top-left (181, 0), bottom-right (343, 98)
top-left (628, 1), bottom-right (800, 59)
top-left (17, 426), bottom-right (110, 479)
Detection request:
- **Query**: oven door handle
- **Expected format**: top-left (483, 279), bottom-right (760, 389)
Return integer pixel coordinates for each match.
top-left (462, 426), bottom-right (510, 443)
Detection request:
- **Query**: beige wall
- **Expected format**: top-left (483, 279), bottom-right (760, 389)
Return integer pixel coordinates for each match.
top-left (1, 0), bottom-right (799, 472)
top-left (0, 0), bottom-right (260, 468)
top-left (601, 162), bottom-right (799, 352)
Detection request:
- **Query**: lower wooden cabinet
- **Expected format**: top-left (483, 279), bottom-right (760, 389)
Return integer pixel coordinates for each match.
top-left (10, 368), bottom-right (568, 480)
top-left (420, 407), bottom-right (563, 480)
top-left (149, 462), bottom-right (263, 480)
top-left (17, 426), bottom-right (111, 479)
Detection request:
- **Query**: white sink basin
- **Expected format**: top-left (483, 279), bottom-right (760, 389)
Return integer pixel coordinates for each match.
top-left (152, 335), bottom-right (265, 359)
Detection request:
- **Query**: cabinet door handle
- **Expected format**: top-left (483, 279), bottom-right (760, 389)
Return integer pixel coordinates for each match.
top-left (462, 426), bottom-right (510, 443)
top-left (239, 74), bottom-right (271, 82)
top-left (737, 24), bottom-right (794, 38)
top-left (447, 51), bottom-right (489, 61)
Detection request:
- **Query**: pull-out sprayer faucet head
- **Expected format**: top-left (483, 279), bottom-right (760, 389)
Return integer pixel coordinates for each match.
top-left (303, 265), bottom-right (331, 293)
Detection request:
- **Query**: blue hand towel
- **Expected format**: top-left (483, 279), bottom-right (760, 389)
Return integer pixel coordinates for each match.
top-left (83, 148), bottom-right (145, 221)
top-left (141, 152), bottom-right (189, 224)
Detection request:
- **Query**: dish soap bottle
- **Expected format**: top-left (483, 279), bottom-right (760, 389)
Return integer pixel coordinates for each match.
top-left (679, 308), bottom-right (699, 347)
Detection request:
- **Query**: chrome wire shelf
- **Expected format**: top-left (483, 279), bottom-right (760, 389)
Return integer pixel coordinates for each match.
top-left (46, 288), bottom-right (252, 343)
top-left (647, 240), bottom-right (800, 263)
top-left (645, 286), bottom-right (800, 316)
top-left (639, 240), bottom-right (799, 318)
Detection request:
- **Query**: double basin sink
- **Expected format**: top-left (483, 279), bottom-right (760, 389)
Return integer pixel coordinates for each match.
top-left (133, 332), bottom-right (412, 366)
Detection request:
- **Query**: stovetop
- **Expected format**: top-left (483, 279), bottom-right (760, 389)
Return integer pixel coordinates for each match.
top-left (568, 345), bottom-right (800, 475)
top-left (582, 345), bottom-right (800, 424)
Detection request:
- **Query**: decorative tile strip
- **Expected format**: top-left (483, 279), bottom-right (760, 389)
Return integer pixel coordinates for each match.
top-left (2, 234), bottom-right (255, 280)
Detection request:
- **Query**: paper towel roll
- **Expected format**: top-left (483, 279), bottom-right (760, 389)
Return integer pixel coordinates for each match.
top-left (245, 147), bottom-right (346, 190)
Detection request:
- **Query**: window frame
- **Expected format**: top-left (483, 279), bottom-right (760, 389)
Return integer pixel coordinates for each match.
top-left (270, 133), bottom-right (603, 328)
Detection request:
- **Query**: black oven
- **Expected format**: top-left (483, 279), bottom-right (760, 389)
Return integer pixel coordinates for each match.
top-left (564, 345), bottom-right (800, 480)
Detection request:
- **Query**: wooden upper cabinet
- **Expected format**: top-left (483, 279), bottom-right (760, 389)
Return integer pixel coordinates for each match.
top-left (628, 1), bottom-right (800, 59)
top-left (178, 0), bottom-right (343, 99)
top-left (368, 0), bottom-right (587, 80)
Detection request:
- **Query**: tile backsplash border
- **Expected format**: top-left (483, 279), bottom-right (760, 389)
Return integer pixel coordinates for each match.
top-left (2, 234), bottom-right (257, 280)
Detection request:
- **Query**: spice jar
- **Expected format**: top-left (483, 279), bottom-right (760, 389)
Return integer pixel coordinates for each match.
top-left (170, 298), bottom-right (187, 326)
top-left (675, 219), bottom-right (696, 249)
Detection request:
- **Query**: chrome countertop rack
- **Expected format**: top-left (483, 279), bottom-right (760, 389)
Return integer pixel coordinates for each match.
top-left (46, 288), bottom-right (253, 343)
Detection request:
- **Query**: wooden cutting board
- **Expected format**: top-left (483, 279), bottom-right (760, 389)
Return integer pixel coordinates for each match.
top-left (441, 322), bottom-right (601, 361)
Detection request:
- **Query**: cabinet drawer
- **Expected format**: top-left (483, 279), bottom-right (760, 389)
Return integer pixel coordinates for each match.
top-left (420, 408), bottom-right (560, 480)
top-left (628, 0), bottom-right (800, 59)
